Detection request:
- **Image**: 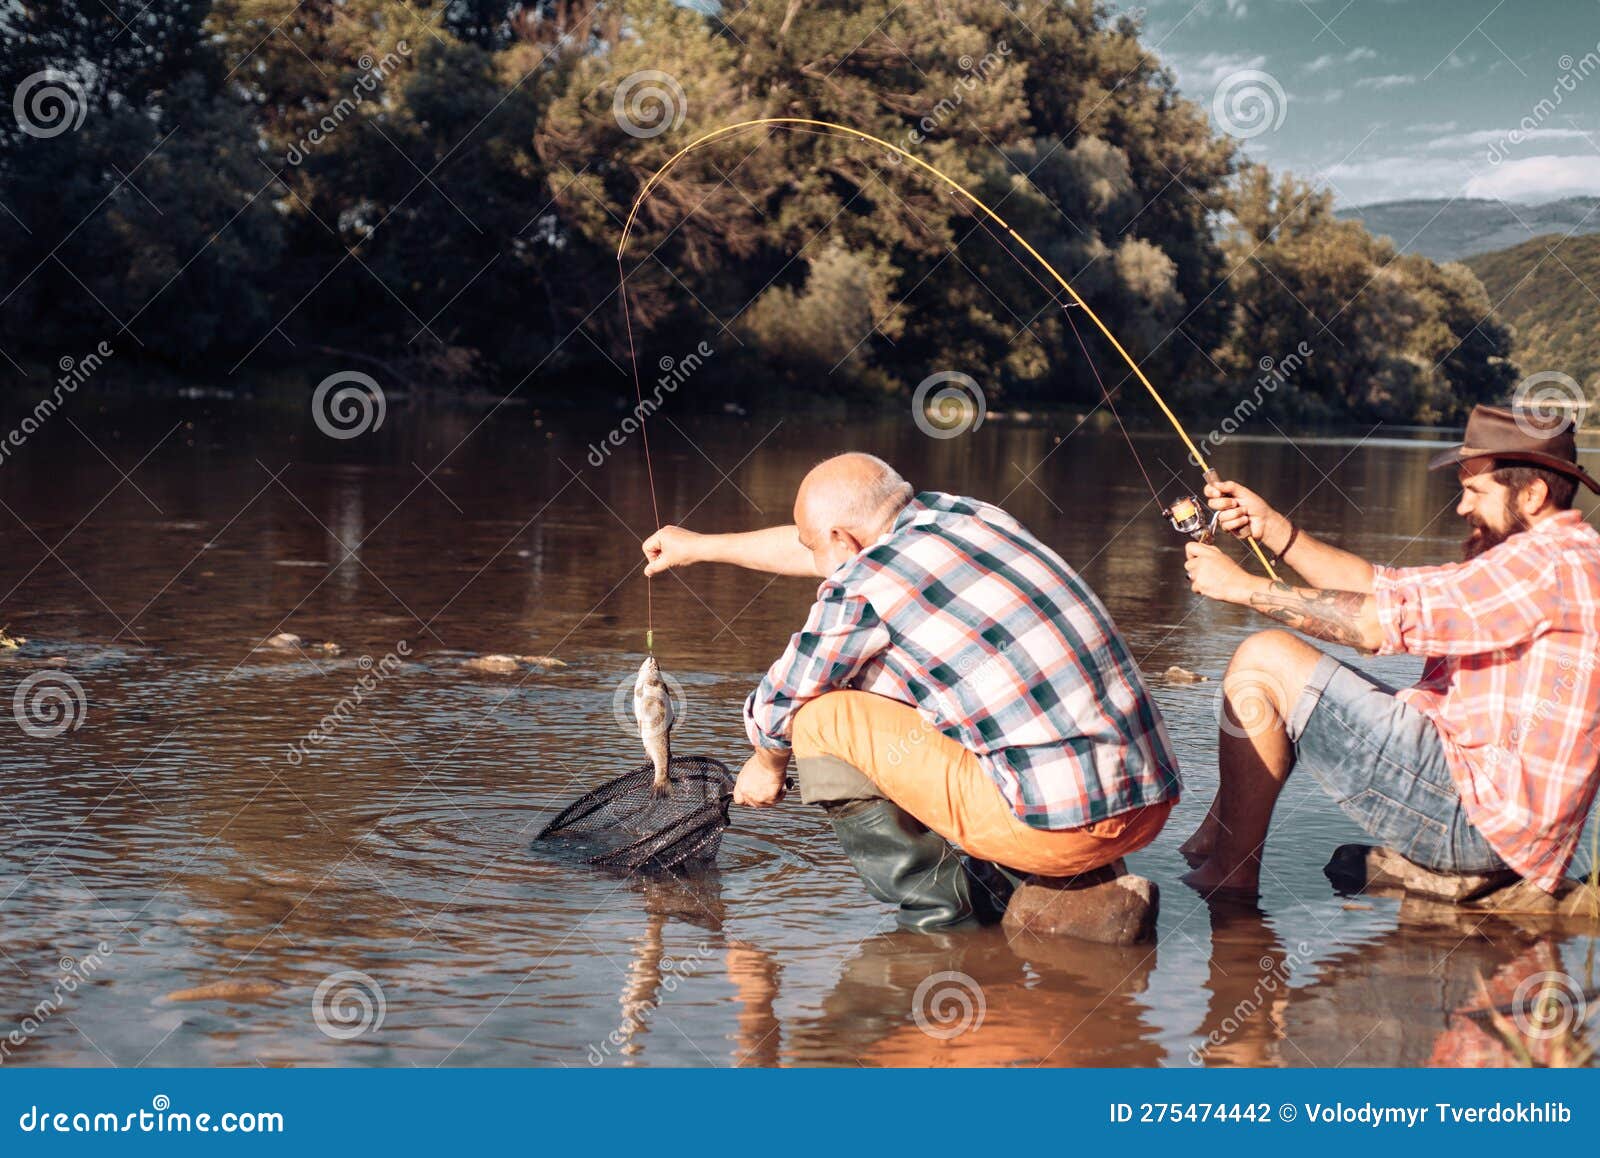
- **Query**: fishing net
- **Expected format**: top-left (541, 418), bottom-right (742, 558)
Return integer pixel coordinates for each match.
top-left (535, 756), bottom-right (735, 873)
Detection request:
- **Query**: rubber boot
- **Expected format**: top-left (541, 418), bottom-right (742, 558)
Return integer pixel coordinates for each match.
top-left (825, 799), bottom-right (1009, 931)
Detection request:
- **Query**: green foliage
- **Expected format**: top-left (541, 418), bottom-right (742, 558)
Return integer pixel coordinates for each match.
top-left (1205, 164), bottom-right (1515, 424)
top-left (1468, 233), bottom-right (1600, 413)
top-left (0, 0), bottom-right (1516, 424)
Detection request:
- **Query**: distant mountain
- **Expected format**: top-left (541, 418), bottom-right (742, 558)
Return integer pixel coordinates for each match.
top-left (1466, 232), bottom-right (1600, 394)
top-left (1336, 197), bottom-right (1600, 263)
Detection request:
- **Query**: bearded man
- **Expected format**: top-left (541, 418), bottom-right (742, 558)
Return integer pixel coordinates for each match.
top-left (1180, 404), bottom-right (1600, 896)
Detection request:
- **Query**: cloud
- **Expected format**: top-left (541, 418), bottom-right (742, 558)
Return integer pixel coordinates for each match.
top-left (1427, 127), bottom-right (1591, 151)
top-left (1161, 50), bottom-right (1269, 93)
top-left (1305, 47), bottom-right (1378, 74)
top-left (1355, 73), bottom-right (1417, 90)
top-left (1319, 154), bottom-right (1480, 204)
top-left (1408, 121), bottom-right (1459, 135)
top-left (1314, 151), bottom-right (1600, 206)
top-left (1464, 154), bottom-right (1600, 201)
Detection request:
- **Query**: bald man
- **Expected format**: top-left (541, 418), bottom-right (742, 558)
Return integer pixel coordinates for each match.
top-left (643, 454), bottom-right (1180, 930)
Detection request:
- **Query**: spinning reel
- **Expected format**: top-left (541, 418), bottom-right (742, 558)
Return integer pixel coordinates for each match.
top-left (1163, 494), bottom-right (1219, 545)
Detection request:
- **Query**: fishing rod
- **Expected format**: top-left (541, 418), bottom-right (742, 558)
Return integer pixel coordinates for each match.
top-left (615, 116), bottom-right (1281, 621)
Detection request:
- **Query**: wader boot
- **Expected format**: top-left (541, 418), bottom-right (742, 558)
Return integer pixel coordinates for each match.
top-left (798, 754), bottom-right (1014, 932)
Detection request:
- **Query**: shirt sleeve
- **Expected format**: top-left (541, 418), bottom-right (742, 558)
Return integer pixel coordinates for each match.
top-left (1372, 537), bottom-right (1559, 657)
top-left (743, 583), bottom-right (891, 749)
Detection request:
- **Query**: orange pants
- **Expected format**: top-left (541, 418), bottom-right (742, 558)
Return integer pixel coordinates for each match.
top-left (791, 691), bottom-right (1172, 877)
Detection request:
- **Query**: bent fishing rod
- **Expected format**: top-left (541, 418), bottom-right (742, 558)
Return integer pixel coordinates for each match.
top-left (615, 116), bottom-right (1280, 638)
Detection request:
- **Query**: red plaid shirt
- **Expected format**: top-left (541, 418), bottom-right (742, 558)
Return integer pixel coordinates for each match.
top-left (743, 492), bottom-right (1180, 829)
top-left (1373, 509), bottom-right (1600, 891)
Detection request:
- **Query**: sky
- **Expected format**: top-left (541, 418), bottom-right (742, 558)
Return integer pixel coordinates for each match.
top-left (1133, 0), bottom-right (1600, 206)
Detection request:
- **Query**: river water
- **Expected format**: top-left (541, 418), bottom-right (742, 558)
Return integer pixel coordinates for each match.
top-left (0, 398), bottom-right (1594, 1067)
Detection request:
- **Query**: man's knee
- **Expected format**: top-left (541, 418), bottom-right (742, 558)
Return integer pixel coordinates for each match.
top-left (1224, 630), bottom-right (1321, 726)
top-left (792, 694), bottom-right (882, 805)
top-left (792, 693), bottom-right (848, 760)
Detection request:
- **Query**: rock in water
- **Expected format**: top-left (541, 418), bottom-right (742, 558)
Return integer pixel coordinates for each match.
top-left (163, 980), bottom-right (279, 1003)
top-left (1325, 843), bottom-right (1518, 903)
top-left (518, 654), bottom-right (567, 667)
top-left (262, 632), bottom-right (303, 650)
top-left (1002, 859), bottom-right (1160, 944)
top-left (1163, 665), bottom-right (1208, 684)
top-left (463, 654), bottom-right (522, 674)
top-left (1326, 843), bottom-right (1600, 931)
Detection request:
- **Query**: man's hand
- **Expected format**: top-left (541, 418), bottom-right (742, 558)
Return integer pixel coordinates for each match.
top-left (1205, 479), bottom-right (1288, 551)
top-left (642, 525), bottom-right (704, 577)
top-left (732, 747), bottom-right (789, 808)
top-left (1185, 542), bottom-right (1259, 605)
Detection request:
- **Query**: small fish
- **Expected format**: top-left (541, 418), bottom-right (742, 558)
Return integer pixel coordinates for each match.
top-left (633, 655), bottom-right (674, 796)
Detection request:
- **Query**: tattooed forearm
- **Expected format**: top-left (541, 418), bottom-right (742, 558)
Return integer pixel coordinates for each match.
top-left (1248, 582), bottom-right (1378, 651)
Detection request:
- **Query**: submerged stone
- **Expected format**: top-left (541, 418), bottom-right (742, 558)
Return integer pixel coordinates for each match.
top-left (1326, 843), bottom-right (1600, 930)
top-left (463, 654), bottom-right (521, 674)
top-left (1001, 859), bottom-right (1159, 945)
top-left (163, 980), bottom-right (278, 1003)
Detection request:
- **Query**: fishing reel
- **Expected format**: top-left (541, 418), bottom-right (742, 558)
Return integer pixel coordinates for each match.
top-left (1163, 494), bottom-right (1218, 545)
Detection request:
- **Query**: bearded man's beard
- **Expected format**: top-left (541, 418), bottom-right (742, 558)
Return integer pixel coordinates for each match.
top-left (1463, 507), bottom-right (1531, 559)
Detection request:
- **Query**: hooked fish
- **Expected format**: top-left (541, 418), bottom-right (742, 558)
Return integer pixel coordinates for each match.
top-left (633, 655), bottom-right (674, 796)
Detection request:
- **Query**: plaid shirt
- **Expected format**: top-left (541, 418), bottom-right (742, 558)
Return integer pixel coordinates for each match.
top-left (1373, 509), bottom-right (1600, 891)
top-left (743, 492), bottom-right (1180, 829)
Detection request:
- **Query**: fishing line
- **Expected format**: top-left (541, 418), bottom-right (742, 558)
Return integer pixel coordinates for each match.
top-left (950, 198), bottom-right (1167, 508)
top-left (615, 116), bottom-right (1280, 603)
top-left (617, 253), bottom-right (660, 652)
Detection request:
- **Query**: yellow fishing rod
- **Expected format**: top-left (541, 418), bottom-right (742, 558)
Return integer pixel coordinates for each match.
top-left (617, 116), bottom-right (1278, 581)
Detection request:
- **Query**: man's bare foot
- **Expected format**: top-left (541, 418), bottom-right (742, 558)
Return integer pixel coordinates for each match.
top-left (1180, 855), bottom-right (1262, 897)
top-left (1178, 817), bottom-right (1223, 865)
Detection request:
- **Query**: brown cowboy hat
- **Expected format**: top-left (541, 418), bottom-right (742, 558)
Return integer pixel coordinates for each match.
top-left (1427, 403), bottom-right (1600, 493)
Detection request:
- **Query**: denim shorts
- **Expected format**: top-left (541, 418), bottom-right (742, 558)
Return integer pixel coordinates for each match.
top-left (1286, 655), bottom-right (1505, 873)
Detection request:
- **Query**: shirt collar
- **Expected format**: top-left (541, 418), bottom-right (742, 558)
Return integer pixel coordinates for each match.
top-left (889, 493), bottom-right (931, 534)
top-left (823, 494), bottom-right (928, 580)
top-left (1532, 509), bottom-right (1585, 536)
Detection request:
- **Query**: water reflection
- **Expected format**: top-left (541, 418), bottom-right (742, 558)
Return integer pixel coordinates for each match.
top-left (0, 404), bottom-right (1593, 1066)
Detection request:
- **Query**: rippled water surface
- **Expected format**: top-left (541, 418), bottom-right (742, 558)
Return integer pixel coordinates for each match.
top-left (0, 402), bottom-right (1595, 1067)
